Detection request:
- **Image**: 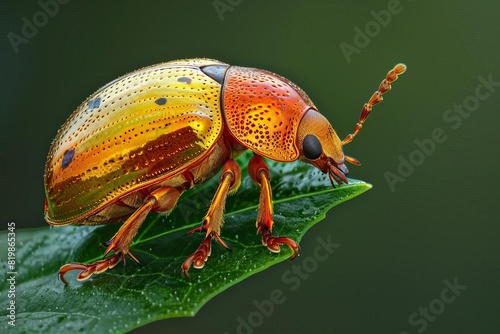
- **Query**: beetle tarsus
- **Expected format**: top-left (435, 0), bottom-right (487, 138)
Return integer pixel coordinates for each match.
top-left (58, 253), bottom-right (123, 284)
top-left (182, 229), bottom-right (233, 278)
top-left (58, 196), bottom-right (160, 283)
top-left (182, 233), bottom-right (213, 279)
top-left (260, 228), bottom-right (300, 260)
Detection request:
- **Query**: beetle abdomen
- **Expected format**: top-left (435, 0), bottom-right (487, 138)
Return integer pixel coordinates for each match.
top-left (45, 59), bottom-right (228, 225)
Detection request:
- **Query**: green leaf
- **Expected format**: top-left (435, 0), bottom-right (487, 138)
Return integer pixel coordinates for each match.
top-left (0, 152), bottom-right (371, 333)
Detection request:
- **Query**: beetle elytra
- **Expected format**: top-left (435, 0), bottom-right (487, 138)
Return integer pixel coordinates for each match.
top-left (43, 58), bottom-right (406, 283)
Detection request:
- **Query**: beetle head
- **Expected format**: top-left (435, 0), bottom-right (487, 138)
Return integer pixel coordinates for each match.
top-left (296, 109), bottom-right (351, 187)
top-left (296, 63), bottom-right (406, 187)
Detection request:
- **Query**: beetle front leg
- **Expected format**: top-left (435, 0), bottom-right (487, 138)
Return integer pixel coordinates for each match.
top-left (248, 154), bottom-right (300, 259)
top-left (182, 159), bottom-right (241, 278)
top-left (59, 187), bottom-right (183, 284)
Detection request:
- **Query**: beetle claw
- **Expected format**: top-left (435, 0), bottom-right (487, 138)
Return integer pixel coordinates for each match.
top-left (260, 229), bottom-right (300, 260)
top-left (185, 226), bottom-right (204, 236)
top-left (58, 253), bottom-right (123, 284)
top-left (182, 235), bottom-right (211, 279)
top-left (58, 249), bottom-right (141, 284)
top-left (182, 231), bottom-right (230, 278)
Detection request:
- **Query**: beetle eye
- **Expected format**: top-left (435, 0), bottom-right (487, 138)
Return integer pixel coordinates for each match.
top-left (303, 134), bottom-right (322, 160)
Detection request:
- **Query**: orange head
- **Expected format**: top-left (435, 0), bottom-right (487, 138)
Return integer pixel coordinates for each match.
top-left (296, 109), bottom-right (350, 186)
top-left (296, 63), bottom-right (406, 187)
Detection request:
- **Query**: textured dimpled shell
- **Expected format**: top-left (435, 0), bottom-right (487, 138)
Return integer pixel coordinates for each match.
top-left (45, 59), bottom-right (228, 224)
top-left (223, 67), bottom-right (315, 162)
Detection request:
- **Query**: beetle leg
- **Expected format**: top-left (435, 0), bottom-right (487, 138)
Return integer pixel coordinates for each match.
top-left (248, 154), bottom-right (300, 259)
top-left (182, 159), bottom-right (241, 278)
top-left (58, 199), bottom-right (154, 284)
top-left (59, 187), bottom-right (183, 284)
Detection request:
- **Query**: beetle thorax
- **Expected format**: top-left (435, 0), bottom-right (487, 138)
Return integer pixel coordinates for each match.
top-left (222, 66), bottom-right (316, 162)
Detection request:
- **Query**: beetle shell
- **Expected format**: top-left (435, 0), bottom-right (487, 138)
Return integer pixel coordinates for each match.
top-left (44, 58), bottom-right (323, 227)
top-left (44, 59), bottom-right (228, 225)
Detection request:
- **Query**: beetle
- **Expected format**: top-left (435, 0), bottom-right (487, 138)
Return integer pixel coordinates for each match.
top-left (44, 58), bottom-right (406, 283)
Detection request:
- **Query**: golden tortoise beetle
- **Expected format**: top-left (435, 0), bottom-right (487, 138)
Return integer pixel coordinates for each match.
top-left (43, 58), bottom-right (406, 283)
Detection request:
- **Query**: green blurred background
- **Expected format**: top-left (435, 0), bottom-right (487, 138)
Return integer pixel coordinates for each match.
top-left (1, 0), bottom-right (498, 333)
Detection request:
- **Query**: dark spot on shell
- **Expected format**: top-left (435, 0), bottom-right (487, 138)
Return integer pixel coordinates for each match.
top-left (155, 97), bottom-right (167, 105)
top-left (87, 97), bottom-right (101, 109)
top-left (62, 149), bottom-right (75, 169)
top-left (177, 77), bottom-right (192, 84)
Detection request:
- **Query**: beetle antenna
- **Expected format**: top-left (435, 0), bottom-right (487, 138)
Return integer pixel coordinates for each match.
top-left (342, 64), bottom-right (406, 145)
